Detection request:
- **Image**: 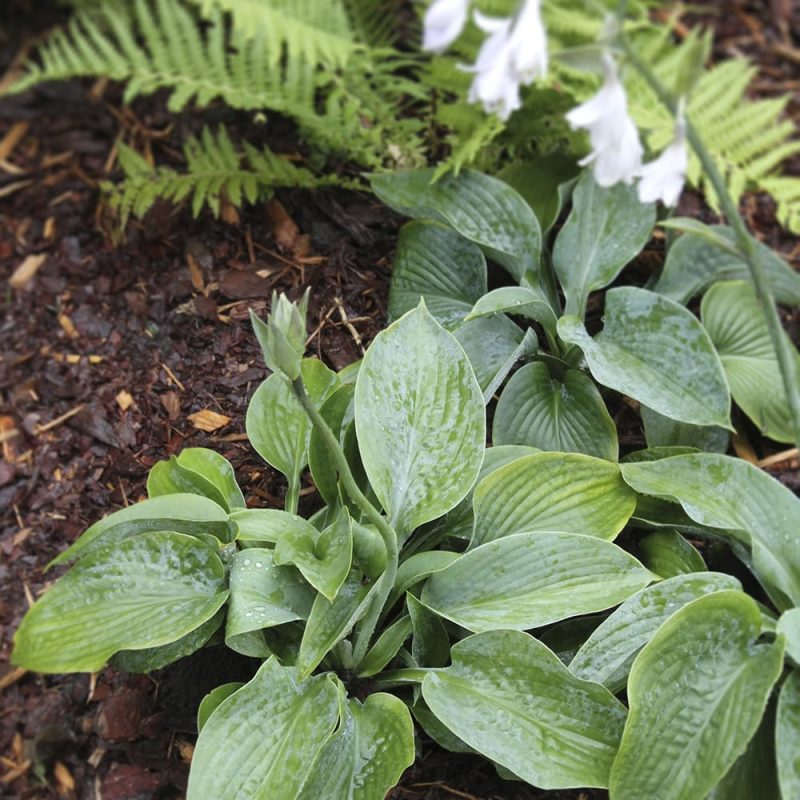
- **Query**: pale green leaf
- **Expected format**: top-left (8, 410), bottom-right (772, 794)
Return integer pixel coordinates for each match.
top-left (187, 658), bottom-right (339, 799)
top-left (777, 608), bottom-right (800, 664)
top-left (51, 493), bottom-right (233, 565)
top-left (464, 286), bottom-right (557, 332)
top-left (356, 615), bottom-right (412, 678)
top-left (609, 591), bottom-right (784, 800)
top-left (472, 452), bottom-right (636, 546)
top-left (13, 533), bottom-right (228, 673)
top-left (297, 693), bottom-right (415, 800)
top-left (246, 357), bottom-right (339, 487)
top-left (641, 404), bottom-right (729, 453)
top-left (553, 171), bottom-right (655, 316)
top-left (355, 303), bottom-right (484, 538)
top-left (701, 280), bottom-right (799, 443)
top-left (777, 669), bottom-right (800, 800)
top-left (493, 363), bottom-right (617, 460)
top-left (558, 287), bottom-right (731, 428)
top-left (408, 593), bottom-right (449, 668)
top-left (197, 682), bottom-right (244, 733)
top-left (569, 572), bottom-right (740, 692)
top-left (654, 225), bottom-right (800, 306)
top-left (389, 221), bottom-right (487, 329)
top-left (423, 630), bottom-right (627, 789)
top-left (621, 453), bottom-right (800, 606)
top-left (637, 530), bottom-right (706, 578)
top-left (370, 168), bottom-right (542, 281)
top-left (421, 532), bottom-right (652, 633)
top-left (231, 508), bottom-right (317, 545)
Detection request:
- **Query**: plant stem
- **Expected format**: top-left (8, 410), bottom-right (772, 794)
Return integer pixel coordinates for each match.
top-left (619, 37), bottom-right (800, 448)
top-left (372, 668), bottom-right (429, 689)
top-left (285, 474), bottom-right (300, 515)
top-left (291, 377), bottom-right (399, 666)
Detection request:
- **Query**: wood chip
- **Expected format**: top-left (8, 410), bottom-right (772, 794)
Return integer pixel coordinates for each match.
top-left (9, 253), bottom-right (46, 289)
top-left (0, 121), bottom-right (29, 162)
top-left (34, 404), bottom-right (85, 435)
top-left (58, 313), bottom-right (79, 339)
top-left (161, 362), bottom-right (186, 392)
top-left (53, 761), bottom-right (75, 794)
top-left (188, 409), bottom-right (231, 432)
top-left (0, 759), bottom-right (30, 785)
top-left (266, 198), bottom-right (311, 258)
top-left (0, 667), bottom-right (26, 692)
top-left (758, 447), bottom-right (799, 468)
top-left (116, 390), bottom-right (134, 411)
top-left (186, 252), bottom-right (205, 292)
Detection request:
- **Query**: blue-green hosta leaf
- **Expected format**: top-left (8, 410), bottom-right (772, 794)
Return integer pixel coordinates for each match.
top-left (355, 303), bottom-right (484, 538)
top-left (51, 494), bottom-right (233, 565)
top-left (654, 224), bottom-right (800, 305)
top-left (558, 287), bottom-right (731, 428)
top-left (370, 168), bottom-right (542, 281)
top-left (147, 447), bottom-right (245, 511)
top-left (356, 615), bottom-right (413, 678)
top-left (246, 358), bottom-right (339, 489)
top-left (423, 630), bottom-right (628, 789)
top-left (454, 315), bottom-right (535, 401)
top-left (637, 530), bottom-right (706, 578)
top-left (569, 572), bottom-right (740, 693)
top-left (389, 221), bottom-right (487, 329)
top-left (187, 658), bottom-right (339, 800)
top-left (777, 669), bottom-right (800, 800)
top-left (641, 404), bottom-right (729, 453)
top-left (708, 700), bottom-right (780, 800)
top-left (493, 362), bottom-right (617, 460)
top-left (112, 608), bottom-right (224, 673)
top-left (701, 280), bottom-right (800, 443)
top-left (408, 592), bottom-right (449, 668)
top-left (472, 452), bottom-right (636, 546)
top-left (411, 700), bottom-right (475, 755)
top-left (464, 286), bottom-right (557, 333)
top-left (13, 532), bottom-right (228, 673)
top-left (274, 509), bottom-right (352, 601)
top-left (552, 171), bottom-right (655, 316)
top-left (609, 591), bottom-right (785, 800)
top-left (297, 571), bottom-right (374, 678)
top-left (231, 508), bottom-right (316, 545)
top-left (388, 551), bottom-right (460, 609)
top-left (225, 548), bottom-right (313, 657)
top-left (621, 453), bottom-right (800, 606)
top-left (778, 608), bottom-right (800, 663)
top-left (297, 693), bottom-right (415, 800)
top-left (197, 682), bottom-right (245, 733)
top-left (540, 615), bottom-right (606, 666)
top-left (421, 532), bottom-right (652, 633)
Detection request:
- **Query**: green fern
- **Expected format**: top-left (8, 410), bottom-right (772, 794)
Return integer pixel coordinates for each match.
top-left (107, 126), bottom-right (345, 224)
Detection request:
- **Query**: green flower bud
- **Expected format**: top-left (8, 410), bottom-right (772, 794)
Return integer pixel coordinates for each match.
top-left (250, 290), bottom-right (310, 380)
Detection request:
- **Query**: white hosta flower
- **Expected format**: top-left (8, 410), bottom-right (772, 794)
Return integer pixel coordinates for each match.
top-left (506, 0), bottom-right (547, 84)
top-left (423, 0), bottom-right (470, 53)
top-left (637, 116), bottom-right (689, 206)
top-left (566, 53), bottom-right (643, 186)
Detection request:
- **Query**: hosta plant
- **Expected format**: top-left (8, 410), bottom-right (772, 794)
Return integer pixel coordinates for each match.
top-left (12, 283), bottom-right (800, 799)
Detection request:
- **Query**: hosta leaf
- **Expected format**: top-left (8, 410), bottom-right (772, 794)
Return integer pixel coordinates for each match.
top-left (51, 494), bottom-right (233, 565)
top-left (147, 447), bottom-right (245, 511)
top-left (609, 591), bottom-right (784, 800)
top-left (552, 172), bottom-right (655, 316)
top-left (13, 532), bottom-right (228, 673)
top-left (493, 363), bottom-right (617, 460)
top-left (558, 287), bottom-right (731, 428)
top-left (246, 358), bottom-right (339, 489)
top-left (388, 551), bottom-right (460, 609)
top-left (621, 453), bottom-right (800, 606)
top-left (640, 404), bottom-right (729, 453)
top-left (701, 280), bottom-right (799, 443)
top-left (454, 315), bottom-right (535, 401)
top-left (422, 630), bottom-right (627, 789)
top-left (297, 693), bottom-right (415, 800)
top-left (113, 608), bottom-right (224, 673)
top-left (472, 452), bottom-right (636, 546)
top-left (370, 168), bottom-right (542, 281)
top-left (637, 530), bottom-right (706, 578)
top-left (389, 221), bottom-right (487, 329)
top-left (355, 303), bottom-right (484, 539)
top-left (421, 532), bottom-right (652, 633)
top-left (464, 286), bottom-right (557, 333)
top-left (569, 572), bottom-right (740, 692)
top-left (654, 225), bottom-right (800, 305)
top-left (225, 549), bottom-right (313, 657)
top-left (297, 571), bottom-right (374, 678)
top-left (777, 608), bottom-right (800, 663)
top-left (187, 658), bottom-right (339, 800)
top-left (274, 509), bottom-right (352, 601)
top-left (356, 615), bottom-right (412, 678)
top-left (777, 669), bottom-right (800, 800)
top-left (197, 682), bottom-right (244, 733)
top-left (540, 615), bottom-right (605, 666)
top-left (408, 593), bottom-right (449, 668)
top-left (231, 508), bottom-right (317, 544)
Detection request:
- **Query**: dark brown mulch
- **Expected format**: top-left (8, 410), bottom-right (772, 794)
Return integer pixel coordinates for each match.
top-left (1, 2), bottom-right (799, 799)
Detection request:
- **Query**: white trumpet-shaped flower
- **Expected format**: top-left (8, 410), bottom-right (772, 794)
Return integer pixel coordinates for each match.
top-left (465, 0), bottom-right (548, 121)
top-left (566, 53), bottom-right (643, 186)
top-left (637, 114), bottom-right (689, 206)
top-left (423, 0), bottom-right (470, 54)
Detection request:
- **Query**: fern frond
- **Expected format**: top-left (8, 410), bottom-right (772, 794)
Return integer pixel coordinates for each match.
top-left (342, 0), bottom-right (406, 47)
top-left (187, 0), bottom-right (358, 67)
top-left (109, 127), bottom-right (344, 224)
top-left (760, 177), bottom-right (800, 235)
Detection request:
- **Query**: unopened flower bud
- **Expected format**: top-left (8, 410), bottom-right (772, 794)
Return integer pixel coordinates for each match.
top-left (250, 290), bottom-right (309, 380)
